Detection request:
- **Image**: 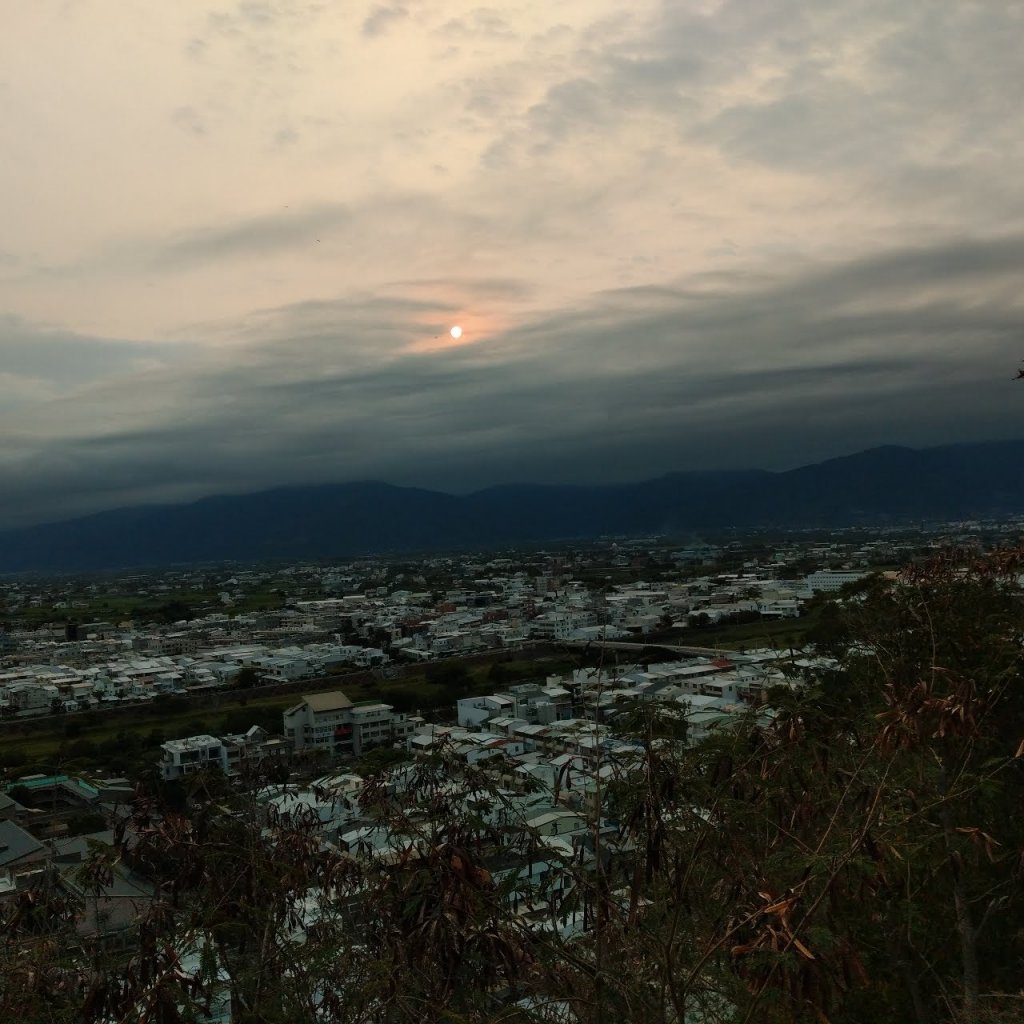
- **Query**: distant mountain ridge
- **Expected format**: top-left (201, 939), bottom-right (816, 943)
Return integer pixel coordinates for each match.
top-left (2, 441), bottom-right (1023, 572)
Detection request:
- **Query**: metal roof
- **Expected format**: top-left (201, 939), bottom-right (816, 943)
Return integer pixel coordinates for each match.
top-left (0, 820), bottom-right (46, 867)
top-left (300, 691), bottom-right (353, 713)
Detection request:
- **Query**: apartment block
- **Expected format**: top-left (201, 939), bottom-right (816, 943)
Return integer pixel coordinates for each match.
top-left (283, 691), bottom-right (413, 757)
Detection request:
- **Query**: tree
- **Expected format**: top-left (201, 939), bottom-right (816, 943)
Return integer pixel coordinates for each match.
top-left (838, 548), bottom-right (1024, 1021)
top-left (233, 666), bottom-right (261, 690)
top-left (487, 660), bottom-right (514, 687)
top-left (2, 548), bottom-right (1023, 1023)
top-left (7, 784), bottom-right (34, 808)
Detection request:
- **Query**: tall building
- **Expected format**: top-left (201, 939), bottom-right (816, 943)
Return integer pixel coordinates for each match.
top-left (283, 691), bottom-right (413, 757)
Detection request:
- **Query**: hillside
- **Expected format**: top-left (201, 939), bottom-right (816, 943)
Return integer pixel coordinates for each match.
top-left (1, 441), bottom-right (1022, 571)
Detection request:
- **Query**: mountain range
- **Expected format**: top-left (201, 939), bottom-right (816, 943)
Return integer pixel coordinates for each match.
top-left (2, 441), bottom-right (1023, 572)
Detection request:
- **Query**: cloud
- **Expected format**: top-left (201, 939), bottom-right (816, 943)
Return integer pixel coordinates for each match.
top-left (385, 276), bottom-right (534, 301)
top-left (60, 191), bottom-right (495, 288)
top-left (363, 3), bottom-right (408, 37)
top-left (2, 0), bottom-right (1023, 529)
top-left (2, 233), bottom-right (1022, 527)
top-left (0, 315), bottom-right (190, 391)
top-left (171, 105), bottom-right (209, 136)
top-left (148, 204), bottom-right (351, 270)
top-left (475, 0), bottom-right (1024, 217)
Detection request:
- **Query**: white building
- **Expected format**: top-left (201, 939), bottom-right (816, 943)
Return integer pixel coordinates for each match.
top-left (159, 726), bottom-right (285, 781)
top-left (803, 570), bottom-right (869, 593)
top-left (159, 735), bottom-right (228, 780)
top-left (283, 691), bottom-right (413, 757)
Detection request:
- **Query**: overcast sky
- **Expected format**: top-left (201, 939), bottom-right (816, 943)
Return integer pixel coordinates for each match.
top-left (2, 1), bottom-right (1023, 527)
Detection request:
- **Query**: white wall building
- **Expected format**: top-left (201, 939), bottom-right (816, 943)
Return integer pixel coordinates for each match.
top-left (159, 735), bottom-right (229, 780)
top-left (803, 570), bottom-right (869, 593)
top-left (283, 691), bottom-right (412, 757)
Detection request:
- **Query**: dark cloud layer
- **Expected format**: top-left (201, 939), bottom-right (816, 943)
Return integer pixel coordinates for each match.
top-left (2, 235), bottom-right (1022, 528)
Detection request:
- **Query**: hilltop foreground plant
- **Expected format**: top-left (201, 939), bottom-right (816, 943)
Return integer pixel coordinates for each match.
top-left (2, 548), bottom-right (1023, 1023)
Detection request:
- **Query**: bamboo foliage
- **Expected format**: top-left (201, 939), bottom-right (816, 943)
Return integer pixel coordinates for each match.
top-left (2, 548), bottom-right (1023, 1023)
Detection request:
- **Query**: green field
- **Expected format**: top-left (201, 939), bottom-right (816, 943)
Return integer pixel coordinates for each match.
top-left (677, 614), bottom-right (815, 650)
top-left (635, 602), bottom-right (823, 654)
top-left (6, 588), bottom-right (287, 628)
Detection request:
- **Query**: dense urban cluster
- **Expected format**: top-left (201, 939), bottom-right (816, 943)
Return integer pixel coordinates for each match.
top-left (4, 523), bottom-right (994, 720)
top-left (2, 525), bottom-right (1023, 1023)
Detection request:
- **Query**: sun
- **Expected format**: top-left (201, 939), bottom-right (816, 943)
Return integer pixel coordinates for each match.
top-left (449, 325), bottom-right (463, 339)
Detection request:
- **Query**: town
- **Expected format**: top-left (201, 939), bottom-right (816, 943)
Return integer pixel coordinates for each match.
top-left (2, 519), bottom-right (1021, 1022)
top-left (5, 522), bottom-right (1008, 722)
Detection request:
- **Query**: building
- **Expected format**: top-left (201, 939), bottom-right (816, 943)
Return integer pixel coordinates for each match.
top-left (159, 735), bottom-right (229, 780)
top-left (803, 570), bottom-right (869, 593)
top-left (282, 691), bottom-right (412, 757)
top-left (0, 819), bottom-right (49, 882)
top-left (159, 727), bottom-right (286, 781)
top-left (0, 791), bottom-right (26, 823)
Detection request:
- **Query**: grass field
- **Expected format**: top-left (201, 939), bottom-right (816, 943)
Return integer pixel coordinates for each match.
top-left (7, 588), bottom-right (287, 628)
top-left (635, 604), bottom-right (822, 654)
top-left (677, 614), bottom-right (816, 650)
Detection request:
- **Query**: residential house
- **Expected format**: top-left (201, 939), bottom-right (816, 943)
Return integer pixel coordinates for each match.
top-left (283, 691), bottom-right (411, 757)
top-left (0, 819), bottom-right (49, 881)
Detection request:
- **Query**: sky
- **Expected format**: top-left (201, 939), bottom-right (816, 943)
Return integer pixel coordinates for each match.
top-left (2, 0), bottom-right (1023, 528)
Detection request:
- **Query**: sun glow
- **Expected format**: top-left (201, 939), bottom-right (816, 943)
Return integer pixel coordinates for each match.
top-left (405, 313), bottom-right (499, 354)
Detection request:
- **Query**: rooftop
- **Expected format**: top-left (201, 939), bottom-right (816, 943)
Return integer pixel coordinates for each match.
top-left (350, 702), bottom-right (392, 716)
top-left (162, 734), bottom-right (221, 753)
top-left (0, 819), bottom-right (46, 867)
top-left (298, 691), bottom-right (353, 713)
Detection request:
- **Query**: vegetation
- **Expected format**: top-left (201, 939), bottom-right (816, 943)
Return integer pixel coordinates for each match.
top-left (2, 549), bottom-right (1022, 1021)
top-left (5, 587), bottom-right (287, 629)
top-left (674, 612), bottom-right (815, 650)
